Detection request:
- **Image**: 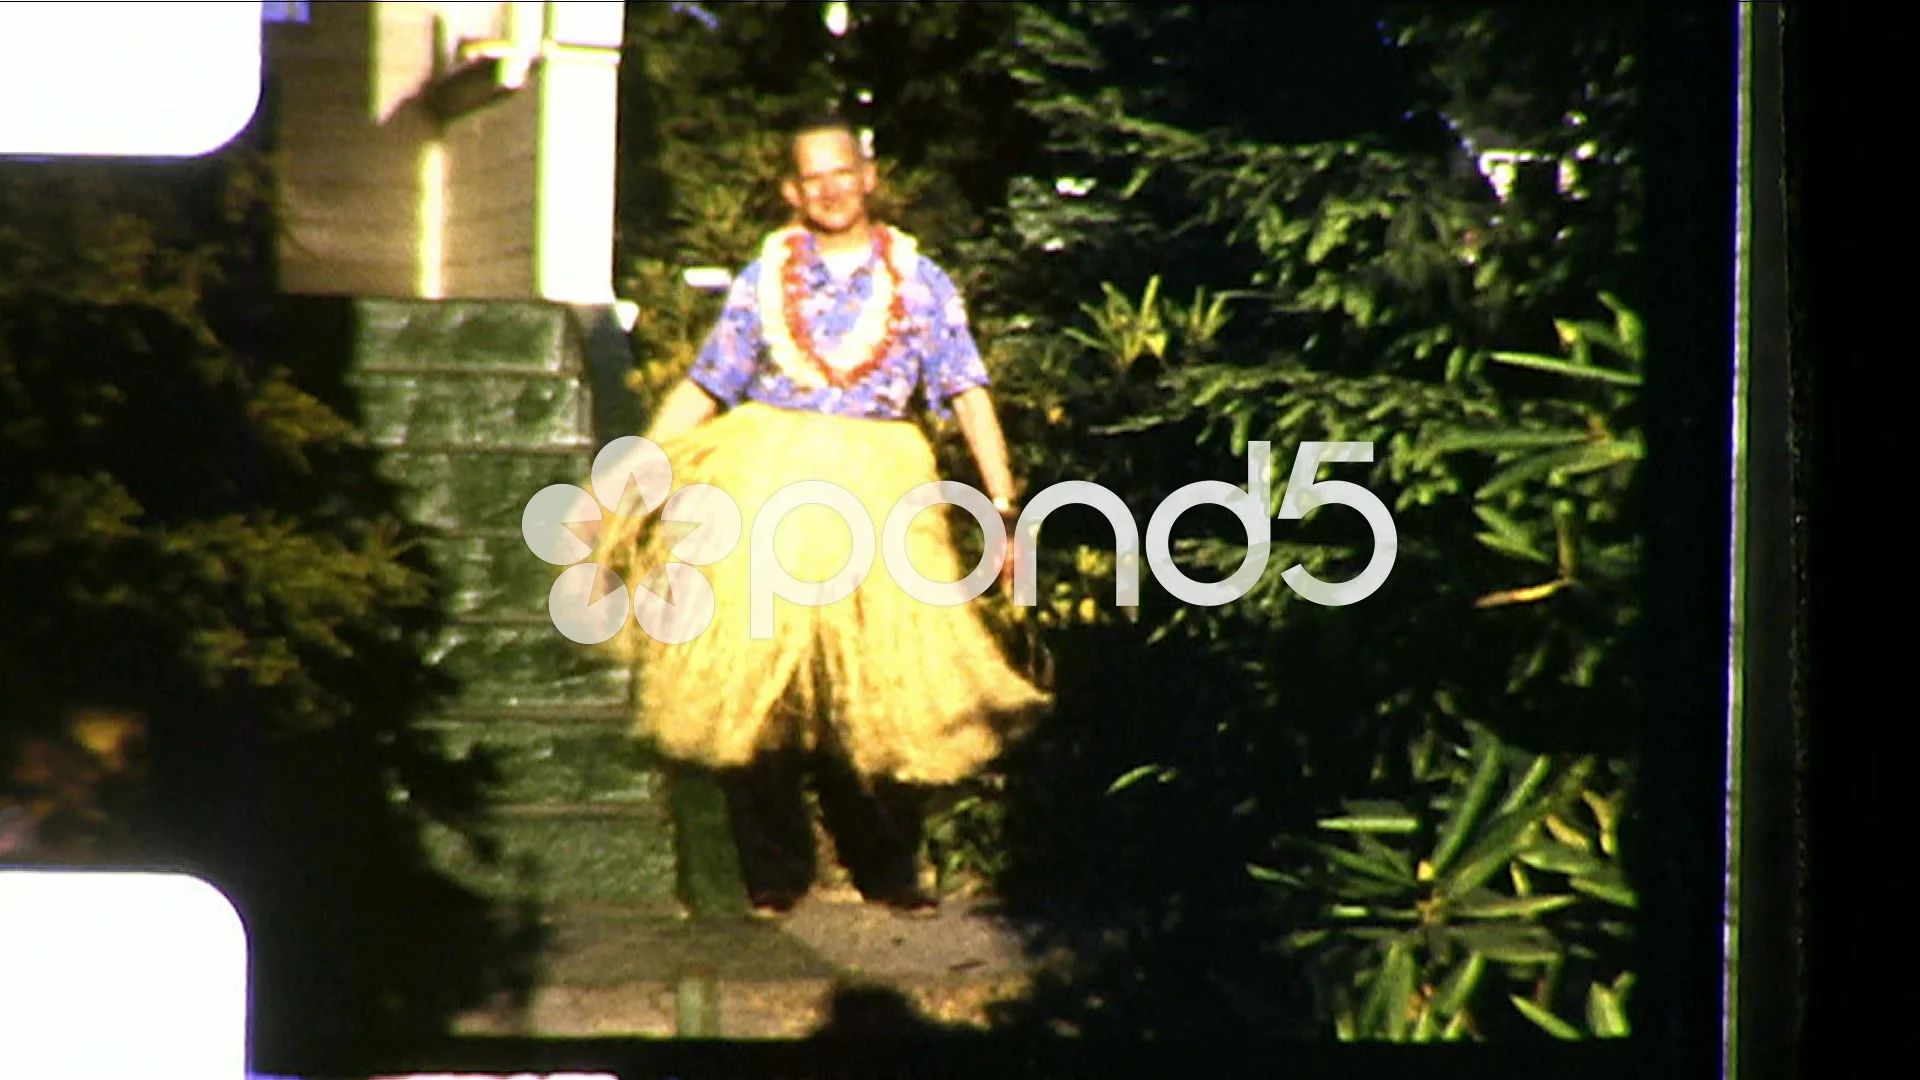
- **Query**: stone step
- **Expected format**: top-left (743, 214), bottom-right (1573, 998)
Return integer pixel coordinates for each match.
top-left (450, 897), bottom-right (1043, 1039)
top-left (417, 531), bottom-right (572, 621)
top-left (419, 712), bottom-right (744, 920)
top-left (352, 299), bottom-right (582, 375)
top-left (420, 807), bottom-right (680, 916)
top-left (374, 448), bottom-right (594, 545)
top-left (423, 619), bottom-right (630, 711)
top-left (346, 370), bottom-right (593, 451)
top-left (432, 704), bottom-right (633, 726)
top-left (422, 717), bottom-right (661, 809)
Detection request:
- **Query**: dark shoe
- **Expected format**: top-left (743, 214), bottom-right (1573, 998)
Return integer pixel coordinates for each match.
top-left (747, 887), bottom-right (806, 918)
top-left (867, 885), bottom-right (939, 917)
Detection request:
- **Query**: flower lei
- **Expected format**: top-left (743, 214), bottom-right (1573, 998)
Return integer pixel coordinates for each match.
top-left (757, 224), bottom-right (916, 390)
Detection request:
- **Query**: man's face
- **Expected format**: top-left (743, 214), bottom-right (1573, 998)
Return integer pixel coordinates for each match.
top-left (783, 128), bottom-right (875, 236)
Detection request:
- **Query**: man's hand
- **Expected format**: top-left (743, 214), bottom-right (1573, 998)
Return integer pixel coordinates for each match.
top-left (644, 378), bottom-right (720, 444)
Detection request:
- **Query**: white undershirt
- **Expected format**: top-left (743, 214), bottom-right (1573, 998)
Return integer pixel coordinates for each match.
top-left (820, 247), bottom-right (869, 279)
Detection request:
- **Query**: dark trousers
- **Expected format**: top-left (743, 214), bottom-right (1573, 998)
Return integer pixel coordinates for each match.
top-left (719, 741), bottom-right (928, 902)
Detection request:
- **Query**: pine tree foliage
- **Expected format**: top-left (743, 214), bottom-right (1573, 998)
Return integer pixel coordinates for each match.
top-left (0, 162), bottom-right (433, 727)
top-left (1, 148), bottom-right (534, 1057)
top-left (935, 1), bottom-right (1653, 1041)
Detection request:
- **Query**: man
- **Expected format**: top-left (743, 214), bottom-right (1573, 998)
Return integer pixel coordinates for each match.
top-left (592, 116), bottom-right (1049, 917)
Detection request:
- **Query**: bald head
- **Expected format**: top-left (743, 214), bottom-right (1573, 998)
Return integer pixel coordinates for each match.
top-left (789, 116), bottom-right (862, 172)
top-left (782, 118), bottom-right (876, 238)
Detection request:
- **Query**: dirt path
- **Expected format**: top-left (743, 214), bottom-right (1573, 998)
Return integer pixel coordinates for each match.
top-left (453, 888), bottom-right (1050, 1039)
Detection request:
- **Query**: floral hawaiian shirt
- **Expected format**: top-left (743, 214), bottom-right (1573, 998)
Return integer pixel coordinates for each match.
top-left (686, 231), bottom-right (992, 422)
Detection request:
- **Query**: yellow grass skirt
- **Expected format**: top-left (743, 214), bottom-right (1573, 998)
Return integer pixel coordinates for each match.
top-left (588, 402), bottom-right (1051, 785)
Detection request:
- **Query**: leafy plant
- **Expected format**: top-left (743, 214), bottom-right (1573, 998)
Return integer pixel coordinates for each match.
top-left (924, 772), bottom-right (1012, 896)
top-left (1257, 721), bottom-right (1634, 1042)
top-left (1422, 294), bottom-right (1642, 562)
top-left (1236, 292), bottom-right (1646, 1041)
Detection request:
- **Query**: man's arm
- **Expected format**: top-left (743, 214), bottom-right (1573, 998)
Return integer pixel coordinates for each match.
top-left (920, 265), bottom-right (1016, 507)
top-left (952, 386), bottom-right (1026, 594)
top-left (645, 378), bottom-right (720, 443)
top-left (919, 263), bottom-right (1024, 588)
top-left (951, 386), bottom-right (1017, 509)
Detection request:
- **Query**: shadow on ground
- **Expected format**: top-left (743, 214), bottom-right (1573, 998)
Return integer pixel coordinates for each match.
top-left (812, 983), bottom-right (957, 1042)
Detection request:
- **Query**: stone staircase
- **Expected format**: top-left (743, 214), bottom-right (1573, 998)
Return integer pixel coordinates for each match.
top-left (320, 298), bottom-right (1037, 1039)
top-left (340, 299), bottom-right (687, 926)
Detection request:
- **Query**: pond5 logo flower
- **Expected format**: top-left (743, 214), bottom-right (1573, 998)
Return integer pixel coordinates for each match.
top-left (522, 434), bottom-right (1011, 647)
top-left (521, 436), bottom-right (742, 647)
